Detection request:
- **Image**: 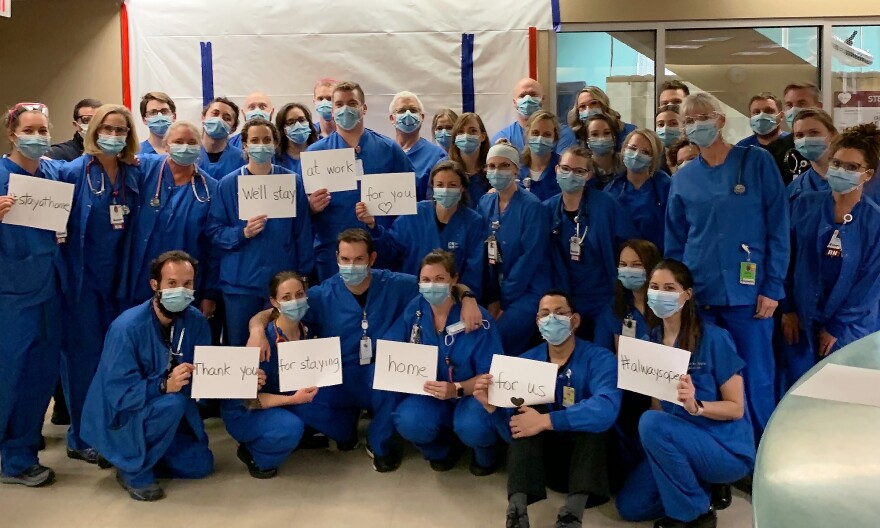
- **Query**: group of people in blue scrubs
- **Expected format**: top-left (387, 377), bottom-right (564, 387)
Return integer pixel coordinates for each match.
top-left (1, 73), bottom-right (878, 528)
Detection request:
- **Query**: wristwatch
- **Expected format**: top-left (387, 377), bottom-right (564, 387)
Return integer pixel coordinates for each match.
top-left (461, 290), bottom-right (477, 300)
top-left (454, 382), bottom-right (464, 398)
top-left (159, 378), bottom-right (168, 395)
top-left (687, 399), bottom-right (704, 416)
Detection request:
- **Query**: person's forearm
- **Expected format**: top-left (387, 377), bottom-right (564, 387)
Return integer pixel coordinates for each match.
top-left (248, 308), bottom-right (273, 333)
top-left (257, 393), bottom-right (295, 409)
top-left (694, 400), bottom-right (743, 421)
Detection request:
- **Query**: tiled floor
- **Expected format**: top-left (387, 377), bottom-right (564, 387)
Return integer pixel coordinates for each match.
top-left (1, 419), bottom-right (754, 528)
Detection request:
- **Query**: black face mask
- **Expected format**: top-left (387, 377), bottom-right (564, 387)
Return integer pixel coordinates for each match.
top-left (154, 290), bottom-right (182, 321)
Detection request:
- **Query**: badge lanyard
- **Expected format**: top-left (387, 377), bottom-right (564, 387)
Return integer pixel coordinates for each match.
top-left (410, 310), bottom-right (423, 344)
top-left (359, 309), bottom-right (372, 366)
top-left (552, 190), bottom-right (590, 262)
top-left (150, 159), bottom-right (211, 208)
top-left (274, 320), bottom-right (307, 344)
top-left (622, 314), bottom-right (637, 338)
top-left (739, 244), bottom-right (756, 286)
top-left (826, 214), bottom-right (852, 258)
top-left (561, 368), bottom-right (575, 408)
top-left (487, 197), bottom-right (502, 266)
top-left (165, 324), bottom-right (185, 374)
top-left (87, 158), bottom-right (130, 231)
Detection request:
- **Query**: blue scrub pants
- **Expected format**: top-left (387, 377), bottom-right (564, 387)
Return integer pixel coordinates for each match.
top-left (0, 298), bottom-right (61, 477)
top-left (393, 395), bottom-right (500, 467)
top-left (616, 412), bottom-right (751, 523)
top-left (61, 287), bottom-right (118, 450)
top-left (292, 364), bottom-right (399, 457)
top-left (700, 304), bottom-right (774, 443)
top-left (221, 402), bottom-right (304, 471)
top-left (116, 394), bottom-right (213, 488)
top-left (223, 293), bottom-right (265, 346)
top-left (497, 301), bottom-right (539, 356)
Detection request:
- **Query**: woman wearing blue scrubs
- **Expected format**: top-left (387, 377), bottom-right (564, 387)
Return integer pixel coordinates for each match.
top-left (198, 97), bottom-right (244, 181)
top-left (55, 104), bottom-right (142, 465)
top-left (781, 123), bottom-right (880, 390)
top-left (581, 114), bottom-right (624, 188)
top-left (386, 250), bottom-right (503, 475)
top-left (616, 260), bottom-right (755, 528)
top-left (666, 92), bottom-right (789, 443)
top-left (431, 108), bottom-right (458, 154)
top-left (478, 140), bottom-right (550, 356)
top-left (604, 129), bottom-right (671, 252)
top-left (121, 121), bottom-right (218, 311)
top-left (569, 86), bottom-right (636, 153)
top-left (786, 109), bottom-right (838, 208)
top-left (449, 112), bottom-right (491, 205)
top-left (207, 118), bottom-right (313, 346)
top-left (655, 104), bottom-right (682, 174)
top-left (274, 102), bottom-right (318, 176)
top-left (0, 103), bottom-right (64, 487)
top-left (519, 110), bottom-right (561, 201)
top-left (544, 146), bottom-right (637, 336)
top-left (356, 160), bottom-right (486, 297)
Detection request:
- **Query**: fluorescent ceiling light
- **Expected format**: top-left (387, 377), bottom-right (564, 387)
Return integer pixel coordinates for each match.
top-left (666, 44), bottom-right (703, 50)
top-left (731, 51), bottom-right (777, 56)
top-left (688, 36), bottom-right (734, 43)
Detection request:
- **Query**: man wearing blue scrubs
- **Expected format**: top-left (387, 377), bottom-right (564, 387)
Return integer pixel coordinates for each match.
top-left (306, 81), bottom-right (415, 282)
top-left (736, 92), bottom-right (788, 151)
top-left (198, 97), bottom-right (245, 181)
top-left (313, 78), bottom-right (337, 138)
top-left (138, 92), bottom-right (176, 155)
top-left (388, 91), bottom-right (447, 201)
top-left (491, 78), bottom-right (577, 155)
top-left (228, 92), bottom-right (275, 150)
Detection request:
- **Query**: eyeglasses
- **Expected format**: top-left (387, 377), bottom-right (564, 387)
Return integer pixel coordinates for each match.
top-left (829, 159), bottom-right (868, 172)
top-left (145, 108), bottom-right (173, 117)
top-left (557, 164), bottom-right (590, 177)
top-left (77, 115), bottom-right (94, 124)
top-left (682, 112), bottom-right (720, 126)
top-left (98, 124), bottom-right (130, 136)
top-left (537, 310), bottom-right (573, 318)
top-left (624, 144), bottom-right (653, 157)
top-left (9, 102), bottom-right (49, 119)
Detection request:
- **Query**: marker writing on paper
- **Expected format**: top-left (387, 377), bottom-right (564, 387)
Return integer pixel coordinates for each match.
top-left (240, 365), bottom-right (258, 380)
top-left (240, 185), bottom-right (295, 204)
top-left (14, 193), bottom-right (71, 212)
top-left (194, 362), bottom-right (231, 376)
top-left (493, 372), bottom-right (546, 398)
top-left (298, 356), bottom-right (340, 373)
top-left (387, 356), bottom-right (428, 377)
top-left (619, 354), bottom-right (683, 384)
top-left (364, 187), bottom-right (415, 202)
top-left (305, 159), bottom-right (354, 176)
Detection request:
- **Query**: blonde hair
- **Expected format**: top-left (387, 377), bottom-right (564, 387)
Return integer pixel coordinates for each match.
top-left (162, 121), bottom-right (203, 148)
top-left (623, 128), bottom-right (663, 175)
top-left (83, 104), bottom-right (140, 164)
top-left (521, 110), bottom-right (560, 168)
top-left (569, 86), bottom-right (623, 137)
top-left (680, 93), bottom-right (723, 117)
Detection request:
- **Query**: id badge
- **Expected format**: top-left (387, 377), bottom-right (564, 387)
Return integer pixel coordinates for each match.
top-left (622, 316), bottom-right (637, 338)
top-left (55, 231), bottom-right (67, 244)
top-left (739, 262), bottom-right (756, 286)
top-left (826, 229), bottom-right (842, 258)
top-left (110, 205), bottom-right (125, 230)
top-left (409, 324), bottom-right (421, 344)
top-left (569, 237), bottom-right (581, 262)
top-left (359, 336), bottom-right (372, 365)
top-left (487, 237), bottom-right (499, 265)
top-left (562, 385), bottom-right (576, 408)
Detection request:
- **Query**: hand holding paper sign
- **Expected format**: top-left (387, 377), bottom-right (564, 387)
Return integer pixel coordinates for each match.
top-left (354, 202), bottom-right (376, 229)
top-left (301, 149), bottom-right (358, 194)
top-left (360, 172), bottom-right (417, 216)
top-left (617, 336), bottom-right (691, 406)
top-left (2, 174), bottom-right (75, 232)
top-left (0, 195), bottom-right (14, 220)
top-left (237, 174), bottom-right (298, 220)
top-left (487, 355), bottom-right (557, 408)
top-left (166, 363), bottom-right (194, 393)
top-left (243, 215), bottom-right (268, 239)
top-left (372, 340), bottom-right (437, 395)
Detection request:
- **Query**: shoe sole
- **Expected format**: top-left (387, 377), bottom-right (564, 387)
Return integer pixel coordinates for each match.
top-left (67, 450), bottom-right (98, 465)
top-left (0, 474), bottom-right (56, 488)
top-left (115, 473), bottom-right (164, 501)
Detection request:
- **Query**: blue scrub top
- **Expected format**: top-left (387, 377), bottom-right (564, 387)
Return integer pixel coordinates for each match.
top-left (306, 129), bottom-right (415, 282)
top-left (604, 170), bottom-right (671, 253)
top-left (407, 138), bottom-right (447, 201)
top-left (275, 151), bottom-right (303, 176)
top-left (468, 170), bottom-right (491, 206)
top-left (492, 121), bottom-right (577, 156)
top-left (384, 297), bottom-right (499, 382)
top-left (228, 133), bottom-right (243, 150)
top-left (260, 320), bottom-right (314, 396)
top-left (735, 131), bottom-right (789, 149)
top-left (665, 146), bottom-right (790, 306)
top-left (139, 139), bottom-right (158, 155)
top-left (198, 143), bottom-right (245, 181)
top-left (652, 322), bottom-right (756, 464)
top-left (518, 151), bottom-right (561, 202)
top-left (593, 300), bottom-right (651, 352)
top-left (787, 167), bottom-right (829, 212)
top-left (206, 165), bottom-right (313, 296)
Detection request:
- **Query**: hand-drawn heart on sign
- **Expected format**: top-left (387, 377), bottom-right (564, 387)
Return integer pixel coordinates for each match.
top-left (378, 202), bottom-right (393, 214)
top-left (510, 397), bottom-right (525, 407)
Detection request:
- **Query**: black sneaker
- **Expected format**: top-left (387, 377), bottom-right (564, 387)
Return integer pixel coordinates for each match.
top-left (429, 441), bottom-right (464, 472)
top-left (506, 502), bottom-right (530, 528)
top-left (67, 447), bottom-right (99, 464)
top-left (297, 431), bottom-right (330, 450)
top-left (653, 508), bottom-right (717, 528)
top-left (237, 444), bottom-right (277, 479)
top-left (469, 456), bottom-right (497, 477)
top-left (115, 471), bottom-right (165, 501)
top-left (710, 484), bottom-right (732, 511)
top-left (97, 455), bottom-right (113, 470)
top-left (372, 450), bottom-right (402, 473)
top-left (0, 464), bottom-right (56, 487)
top-left (555, 508), bottom-right (583, 528)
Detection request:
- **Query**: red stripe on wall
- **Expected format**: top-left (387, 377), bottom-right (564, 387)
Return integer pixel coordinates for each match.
top-left (528, 26), bottom-right (537, 80)
top-left (120, 2), bottom-right (132, 109)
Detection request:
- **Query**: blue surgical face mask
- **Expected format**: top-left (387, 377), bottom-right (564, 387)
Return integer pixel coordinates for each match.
top-left (315, 100), bottom-right (333, 121)
top-left (15, 134), bottom-right (51, 160)
top-left (334, 106), bottom-right (361, 131)
top-left (556, 168), bottom-right (586, 193)
top-left (516, 95), bottom-right (542, 118)
top-left (395, 111), bottom-right (421, 134)
top-left (617, 267), bottom-right (647, 291)
top-left (528, 136), bottom-right (555, 156)
top-left (159, 287), bottom-right (195, 313)
top-left (685, 121), bottom-right (718, 148)
top-left (285, 122), bottom-right (312, 145)
top-left (486, 169), bottom-right (514, 191)
top-left (419, 282), bottom-right (451, 306)
top-left (647, 289), bottom-right (683, 319)
top-left (785, 107), bottom-right (803, 128)
top-left (538, 314), bottom-right (572, 346)
top-left (97, 134), bottom-right (126, 155)
top-left (587, 137), bottom-right (614, 156)
top-left (279, 297), bottom-right (309, 322)
top-left (433, 187), bottom-right (462, 209)
top-left (656, 126), bottom-right (681, 148)
top-left (338, 263), bottom-right (369, 286)
top-left (623, 150), bottom-right (653, 173)
top-left (455, 134), bottom-right (480, 154)
top-left (247, 144), bottom-right (275, 164)
top-left (434, 129), bottom-right (452, 149)
top-left (245, 109), bottom-right (271, 122)
top-left (578, 107), bottom-right (603, 121)
top-left (826, 166), bottom-right (864, 194)
top-left (203, 117), bottom-right (231, 139)
top-left (749, 113), bottom-right (778, 136)
top-left (168, 144), bottom-right (201, 166)
top-left (146, 115), bottom-right (173, 136)
top-left (794, 136), bottom-right (828, 161)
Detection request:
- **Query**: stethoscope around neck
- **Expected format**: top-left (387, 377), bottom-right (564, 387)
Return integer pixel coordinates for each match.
top-left (150, 159), bottom-right (211, 208)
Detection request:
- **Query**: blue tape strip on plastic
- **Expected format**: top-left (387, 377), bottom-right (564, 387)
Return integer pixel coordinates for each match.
top-left (461, 33), bottom-right (475, 113)
top-left (551, 0), bottom-right (561, 32)
top-left (200, 41), bottom-right (215, 107)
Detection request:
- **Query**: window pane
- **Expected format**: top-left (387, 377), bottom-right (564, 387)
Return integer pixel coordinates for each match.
top-left (556, 31), bottom-right (656, 130)
top-left (831, 25), bottom-right (880, 129)
top-left (666, 27), bottom-right (819, 144)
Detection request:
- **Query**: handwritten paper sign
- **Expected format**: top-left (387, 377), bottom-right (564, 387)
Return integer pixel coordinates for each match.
top-left (277, 337), bottom-right (343, 392)
top-left (361, 172), bottom-right (417, 216)
top-left (300, 148), bottom-right (359, 194)
top-left (372, 339), bottom-right (437, 395)
top-left (2, 174), bottom-right (74, 232)
top-left (792, 364), bottom-right (880, 408)
top-left (237, 173), bottom-right (297, 220)
top-left (191, 346), bottom-right (260, 399)
top-left (617, 336), bottom-right (691, 405)
top-left (488, 354), bottom-right (557, 408)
